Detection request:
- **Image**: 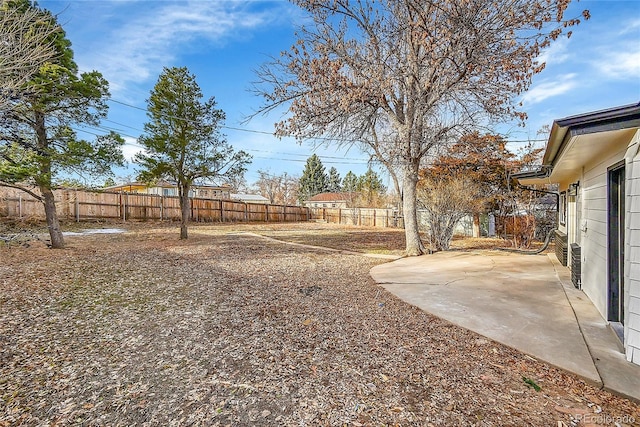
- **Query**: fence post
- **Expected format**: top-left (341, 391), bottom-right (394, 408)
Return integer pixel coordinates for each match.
top-left (265, 204), bottom-right (269, 222)
top-left (18, 194), bottom-right (22, 218)
top-left (75, 190), bottom-right (80, 222)
top-left (373, 209), bottom-right (376, 227)
top-left (244, 202), bottom-right (248, 222)
top-left (193, 198), bottom-right (198, 223)
top-left (220, 200), bottom-right (224, 222)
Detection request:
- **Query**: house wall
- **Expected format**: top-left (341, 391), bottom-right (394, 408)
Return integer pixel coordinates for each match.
top-left (624, 131), bottom-right (640, 364)
top-left (580, 151), bottom-right (623, 319)
top-left (573, 130), bottom-right (640, 364)
top-left (305, 201), bottom-right (348, 208)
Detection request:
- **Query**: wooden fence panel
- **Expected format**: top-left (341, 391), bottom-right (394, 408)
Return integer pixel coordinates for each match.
top-left (246, 203), bottom-right (264, 222)
top-left (0, 187), bottom-right (46, 218)
top-left (267, 204), bottom-right (284, 222)
top-left (309, 207), bottom-right (398, 228)
top-left (73, 191), bottom-right (121, 220)
top-left (192, 198), bottom-right (222, 222)
top-left (0, 187), bottom-right (310, 224)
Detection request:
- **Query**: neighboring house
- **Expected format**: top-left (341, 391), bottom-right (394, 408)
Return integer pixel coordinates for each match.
top-left (304, 192), bottom-right (354, 208)
top-left (514, 102), bottom-right (640, 366)
top-left (231, 193), bottom-right (270, 204)
top-left (105, 181), bottom-right (231, 199)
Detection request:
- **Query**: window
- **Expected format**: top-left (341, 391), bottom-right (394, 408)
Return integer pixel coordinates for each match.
top-left (559, 191), bottom-right (567, 226)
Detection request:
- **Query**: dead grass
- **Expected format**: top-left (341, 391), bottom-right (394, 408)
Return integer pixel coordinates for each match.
top-left (1, 221), bottom-right (638, 426)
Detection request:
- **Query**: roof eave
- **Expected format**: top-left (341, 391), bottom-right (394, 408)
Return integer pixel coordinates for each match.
top-left (543, 102), bottom-right (640, 167)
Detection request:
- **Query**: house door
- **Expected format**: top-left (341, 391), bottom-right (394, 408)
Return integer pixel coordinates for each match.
top-left (608, 163), bottom-right (625, 324)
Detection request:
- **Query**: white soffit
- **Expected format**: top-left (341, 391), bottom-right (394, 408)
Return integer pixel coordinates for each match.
top-left (549, 128), bottom-right (637, 184)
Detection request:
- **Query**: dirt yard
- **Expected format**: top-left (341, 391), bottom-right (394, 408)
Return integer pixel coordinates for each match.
top-left (1, 221), bottom-right (638, 426)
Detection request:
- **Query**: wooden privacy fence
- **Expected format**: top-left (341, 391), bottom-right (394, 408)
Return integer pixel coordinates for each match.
top-left (309, 207), bottom-right (401, 228)
top-left (0, 187), bottom-right (310, 223)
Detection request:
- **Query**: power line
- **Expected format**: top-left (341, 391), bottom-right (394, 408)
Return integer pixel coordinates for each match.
top-left (73, 125), bottom-right (370, 165)
top-left (107, 98), bottom-right (546, 145)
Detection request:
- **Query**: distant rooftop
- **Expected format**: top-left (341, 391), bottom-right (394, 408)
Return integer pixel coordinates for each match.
top-left (231, 193), bottom-right (269, 202)
top-left (307, 192), bottom-right (355, 202)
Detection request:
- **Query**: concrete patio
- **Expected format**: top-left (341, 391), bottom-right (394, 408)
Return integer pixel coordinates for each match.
top-left (370, 250), bottom-right (640, 402)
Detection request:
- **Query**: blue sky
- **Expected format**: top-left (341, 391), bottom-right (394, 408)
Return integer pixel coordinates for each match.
top-left (39, 0), bottom-right (640, 187)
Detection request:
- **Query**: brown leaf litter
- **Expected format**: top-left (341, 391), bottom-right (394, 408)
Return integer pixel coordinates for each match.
top-left (1, 222), bottom-right (638, 426)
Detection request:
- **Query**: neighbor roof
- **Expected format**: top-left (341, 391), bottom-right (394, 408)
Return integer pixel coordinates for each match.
top-left (307, 192), bottom-right (354, 202)
top-left (231, 193), bottom-right (269, 202)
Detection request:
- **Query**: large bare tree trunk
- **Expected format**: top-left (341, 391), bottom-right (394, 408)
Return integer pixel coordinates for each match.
top-left (179, 184), bottom-right (190, 240)
top-left (402, 162), bottom-right (425, 256)
top-left (40, 185), bottom-right (64, 248)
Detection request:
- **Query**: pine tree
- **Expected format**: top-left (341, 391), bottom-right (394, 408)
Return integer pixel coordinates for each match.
top-left (0, 0), bottom-right (124, 248)
top-left (327, 167), bottom-right (342, 193)
top-left (135, 66), bottom-right (251, 239)
top-left (297, 154), bottom-right (327, 203)
top-left (341, 171), bottom-right (359, 193)
top-left (358, 168), bottom-right (386, 193)
top-left (358, 168), bottom-right (387, 206)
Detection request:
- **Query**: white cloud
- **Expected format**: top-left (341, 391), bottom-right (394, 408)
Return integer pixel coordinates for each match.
top-left (617, 18), bottom-right (640, 36)
top-left (596, 48), bottom-right (640, 79)
top-left (121, 136), bottom-right (143, 162)
top-left (535, 38), bottom-right (570, 68)
top-left (76, 1), bottom-right (289, 97)
top-left (521, 73), bottom-right (578, 105)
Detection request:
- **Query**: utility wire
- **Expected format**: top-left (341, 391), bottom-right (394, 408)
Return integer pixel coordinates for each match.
top-left (107, 98), bottom-right (547, 144)
top-left (73, 125), bottom-right (371, 165)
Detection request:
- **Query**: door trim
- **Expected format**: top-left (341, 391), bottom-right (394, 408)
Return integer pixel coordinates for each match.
top-left (607, 161), bottom-right (625, 323)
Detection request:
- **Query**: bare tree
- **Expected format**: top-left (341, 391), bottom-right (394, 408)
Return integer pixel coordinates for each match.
top-left (418, 175), bottom-right (484, 251)
top-left (255, 169), bottom-right (300, 205)
top-left (252, 0), bottom-right (587, 255)
top-left (0, 3), bottom-right (58, 112)
top-left (255, 169), bottom-right (281, 204)
top-left (280, 173), bottom-right (300, 205)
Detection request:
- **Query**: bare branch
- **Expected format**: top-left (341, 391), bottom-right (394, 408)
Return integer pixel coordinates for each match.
top-left (0, 180), bottom-right (43, 201)
top-left (0, 5), bottom-right (59, 112)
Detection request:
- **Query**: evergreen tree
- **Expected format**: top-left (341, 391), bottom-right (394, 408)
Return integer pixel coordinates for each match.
top-left (135, 66), bottom-right (251, 239)
top-left (358, 168), bottom-right (387, 206)
top-left (358, 168), bottom-right (386, 193)
top-left (341, 171), bottom-right (359, 193)
top-left (0, 2), bottom-right (58, 112)
top-left (297, 154), bottom-right (327, 203)
top-left (327, 166), bottom-right (341, 193)
top-left (0, 0), bottom-right (124, 248)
